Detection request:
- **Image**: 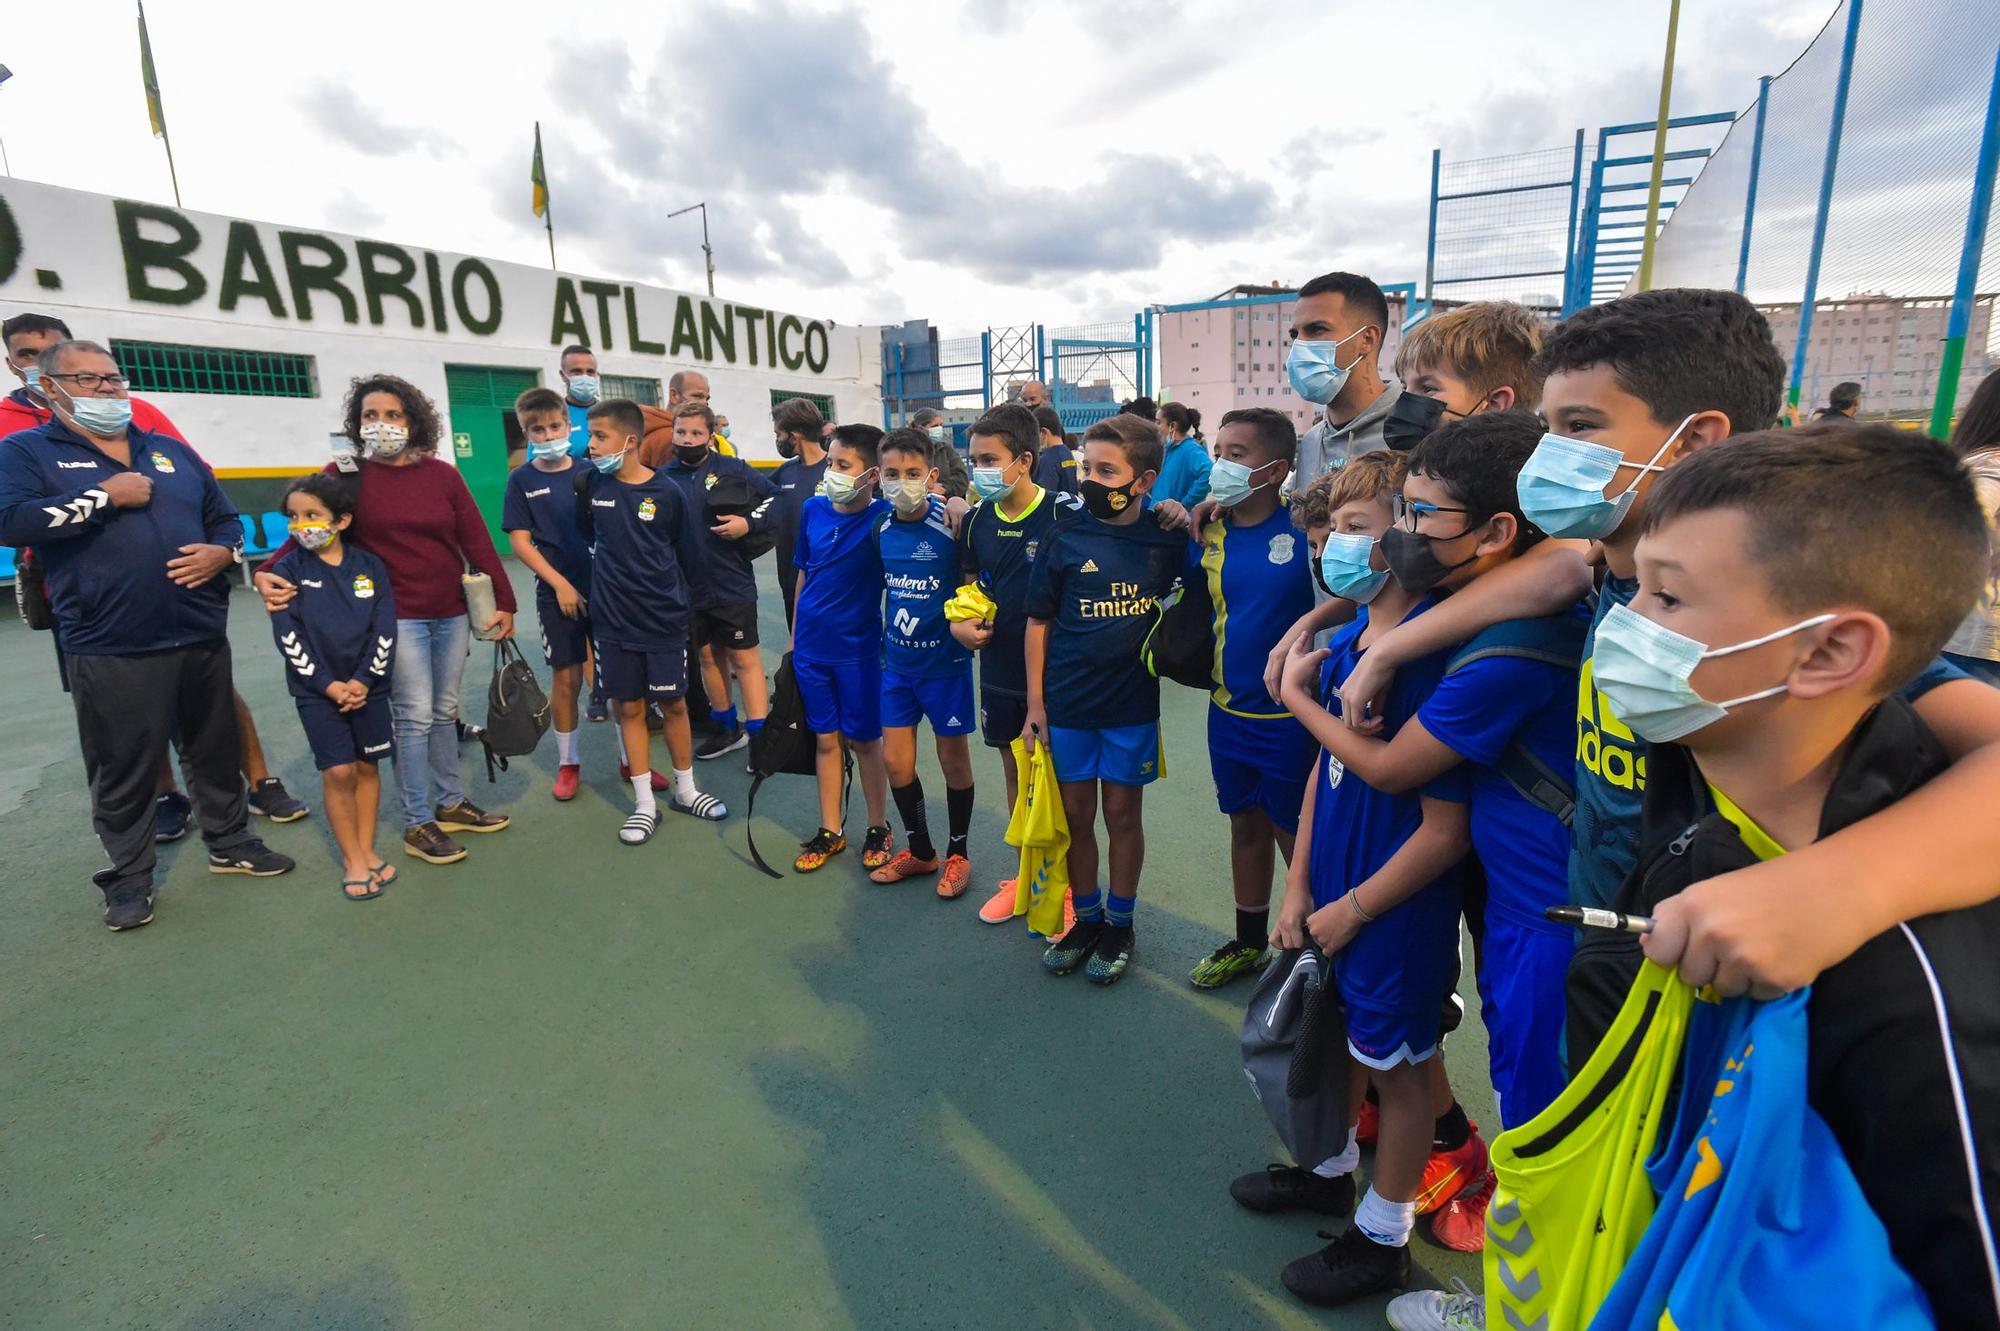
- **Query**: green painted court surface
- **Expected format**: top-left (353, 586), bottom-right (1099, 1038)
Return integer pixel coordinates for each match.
top-left (1, 563), bottom-right (1492, 1329)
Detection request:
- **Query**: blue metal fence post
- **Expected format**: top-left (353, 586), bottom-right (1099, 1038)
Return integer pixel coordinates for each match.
top-left (1789, 0), bottom-right (1866, 413)
top-left (1423, 148), bottom-right (1441, 312)
top-left (1930, 43), bottom-right (2000, 436)
top-left (1035, 325), bottom-right (1047, 386)
top-left (980, 331), bottom-right (993, 409)
top-left (1734, 76), bottom-right (1772, 295)
top-left (1561, 129), bottom-right (1585, 313)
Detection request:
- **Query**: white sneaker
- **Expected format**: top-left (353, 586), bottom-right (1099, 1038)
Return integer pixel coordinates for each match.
top-left (1385, 1278), bottom-right (1485, 1331)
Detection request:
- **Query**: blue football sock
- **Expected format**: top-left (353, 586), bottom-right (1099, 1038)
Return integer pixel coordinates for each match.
top-left (1072, 887), bottom-right (1105, 922)
top-left (744, 716), bottom-right (765, 734)
top-left (1105, 892), bottom-right (1136, 928)
top-left (713, 706), bottom-right (738, 730)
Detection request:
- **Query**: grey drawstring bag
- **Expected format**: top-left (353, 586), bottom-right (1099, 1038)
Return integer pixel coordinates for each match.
top-left (1240, 946), bottom-right (1352, 1170)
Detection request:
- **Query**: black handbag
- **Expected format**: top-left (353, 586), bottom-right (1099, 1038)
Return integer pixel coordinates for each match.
top-left (481, 639), bottom-right (552, 780)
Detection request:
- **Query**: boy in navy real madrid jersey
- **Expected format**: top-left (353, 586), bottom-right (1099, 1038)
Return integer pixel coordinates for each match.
top-left (1184, 408), bottom-right (1317, 991)
top-left (870, 429), bottom-right (979, 899)
top-left (1024, 413), bottom-right (1185, 985)
top-left (581, 398), bottom-right (727, 845)
top-left (266, 475), bottom-right (398, 900)
top-left (501, 387), bottom-right (593, 801)
top-left (954, 405), bottom-right (1083, 923)
top-left (790, 424), bottom-right (896, 874)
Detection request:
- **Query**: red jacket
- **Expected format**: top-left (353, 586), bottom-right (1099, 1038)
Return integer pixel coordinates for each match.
top-left (0, 387), bottom-right (190, 448)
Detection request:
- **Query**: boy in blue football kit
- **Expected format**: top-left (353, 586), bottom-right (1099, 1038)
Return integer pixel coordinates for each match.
top-left (501, 388), bottom-right (593, 801)
top-left (954, 404), bottom-right (1083, 923)
top-left (658, 401), bottom-right (777, 759)
top-left (870, 428), bottom-right (978, 898)
top-left (1183, 407), bottom-right (1317, 990)
top-left (1024, 414), bottom-right (1185, 984)
top-left (790, 423), bottom-right (895, 874)
top-left (581, 399), bottom-right (727, 845)
top-left (1264, 472), bottom-right (1472, 1310)
top-left (267, 475), bottom-right (398, 901)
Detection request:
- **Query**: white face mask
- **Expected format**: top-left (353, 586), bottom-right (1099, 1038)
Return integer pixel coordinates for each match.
top-left (359, 421), bottom-right (411, 458)
top-left (889, 476), bottom-right (930, 514)
top-left (1591, 603), bottom-right (1836, 742)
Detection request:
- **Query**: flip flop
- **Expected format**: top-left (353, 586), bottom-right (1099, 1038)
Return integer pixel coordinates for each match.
top-left (342, 875), bottom-right (382, 902)
top-left (669, 791), bottom-right (729, 822)
top-left (368, 861), bottom-right (399, 890)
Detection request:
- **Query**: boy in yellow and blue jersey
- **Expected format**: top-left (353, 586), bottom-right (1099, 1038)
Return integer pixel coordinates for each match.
top-left (1024, 413), bottom-right (1184, 984)
top-left (1182, 407), bottom-right (1316, 989)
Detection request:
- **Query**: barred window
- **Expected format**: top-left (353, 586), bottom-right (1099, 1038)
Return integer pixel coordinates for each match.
top-left (110, 339), bottom-right (318, 398)
top-left (769, 389), bottom-right (835, 420)
top-left (603, 374), bottom-right (661, 405)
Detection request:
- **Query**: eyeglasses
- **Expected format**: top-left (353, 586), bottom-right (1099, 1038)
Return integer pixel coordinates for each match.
top-left (1390, 493), bottom-right (1474, 533)
top-left (47, 372), bottom-right (129, 391)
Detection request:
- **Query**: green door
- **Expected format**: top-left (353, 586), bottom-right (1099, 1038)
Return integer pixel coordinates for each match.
top-left (444, 363), bottom-right (542, 542)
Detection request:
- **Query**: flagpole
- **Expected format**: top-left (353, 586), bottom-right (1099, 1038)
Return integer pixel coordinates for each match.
top-left (544, 198), bottom-right (557, 271)
top-left (1636, 0), bottom-right (1682, 291)
top-left (137, 0), bottom-right (181, 207)
top-left (535, 120), bottom-right (556, 270)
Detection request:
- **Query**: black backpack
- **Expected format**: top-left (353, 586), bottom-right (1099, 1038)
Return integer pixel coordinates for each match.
top-left (1144, 575), bottom-right (1216, 691)
top-left (704, 470), bottom-right (777, 560)
top-left (481, 639), bottom-right (552, 781)
top-left (746, 653), bottom-right (849, 877)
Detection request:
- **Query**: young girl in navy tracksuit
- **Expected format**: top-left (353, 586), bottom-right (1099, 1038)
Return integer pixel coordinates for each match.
top-left (267, 474), bottom-right (397, 900)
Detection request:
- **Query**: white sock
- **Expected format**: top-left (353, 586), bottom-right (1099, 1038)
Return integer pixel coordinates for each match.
top-left (1353, 1187), bottom-right (1415, 1248)
top-left (673, 766), bottom-right (697, 801)
top-left (616, 726), bottom-right (630, 766)
top-left (555, 728), bottom-right (578, 765)
top-left (630, 775), bottom-right (656, 817)
top-left (1315, 1124), bottom-right (1362, 1178)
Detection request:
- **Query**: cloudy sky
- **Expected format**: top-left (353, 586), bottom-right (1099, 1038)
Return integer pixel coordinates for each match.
top-left (7, 0), bottom-right (1841, 332)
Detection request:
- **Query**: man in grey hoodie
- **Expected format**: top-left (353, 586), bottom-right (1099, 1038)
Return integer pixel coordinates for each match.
top-left (1289, 271), bottom-right (1402, 484)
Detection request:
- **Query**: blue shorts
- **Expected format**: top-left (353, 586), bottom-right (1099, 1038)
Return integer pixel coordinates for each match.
top-left (593, 638), bottom-right (687, 703)
top-left (794, 655), bottom-right (882, 741)
top-left (1333, 878), bottom-right (1464, 1069)
top-left (882, 667), bottom-right (976, 735)
top-left (1049, 722), bottom-right (1163, 786)
top-left (536, 587), bottom-right (591, 670)
top-left (295, 693), bottom-right (394, 771)
top-left (1207, 704), bottom-right (1318, 834)
top-left (1475, 911), bottom-right (1574, 1128)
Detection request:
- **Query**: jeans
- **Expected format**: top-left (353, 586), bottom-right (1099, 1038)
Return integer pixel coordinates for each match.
top-left (390, 615), bottom-right (470, 828)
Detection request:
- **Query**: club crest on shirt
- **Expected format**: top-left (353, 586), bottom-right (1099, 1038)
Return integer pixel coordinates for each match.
top-left (352, 573), bottom-right (376, 598)
top-left (704, 473), bottom-right (719, 490)
top-left (150, 451), bottom-right (176, 474)
top-left (638, 497), bottom-right (658, 522)
top-left (1024, 539), bottom-right (1039, 562)
top-left (1269, 533), bottom-right (1296, 565)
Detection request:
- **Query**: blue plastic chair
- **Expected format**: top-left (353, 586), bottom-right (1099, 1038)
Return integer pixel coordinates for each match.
top-left (0, 546), bottom-right (16, 585)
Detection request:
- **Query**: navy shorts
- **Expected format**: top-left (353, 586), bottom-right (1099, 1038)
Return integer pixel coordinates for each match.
top-left (882, 666), bottom-right (976, 735)
top-left (794, 655), bottom-right (882, 741)
top-left (1207, 704), bottom-right (1318, 835)
top-left (593, 638), bottom-right (688, 703)
top-left (1049, 722), bottom-right (1163, 786)
top-left (1332, 877), bottom-right (1464, 1069)
top-left (536, 588), bottom-right (591, 670)
top-left (980, 689), bottom-right (1028, 749)
top-left (296, 693), bottom-right (394, 771)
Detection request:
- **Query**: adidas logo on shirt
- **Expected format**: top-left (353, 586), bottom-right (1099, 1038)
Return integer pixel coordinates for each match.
top-left (1080, 558), bottom-right (1100, 573)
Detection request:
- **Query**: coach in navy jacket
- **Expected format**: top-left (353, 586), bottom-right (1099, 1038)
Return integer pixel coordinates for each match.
top-left (0, 340), bottom-right (291, 930)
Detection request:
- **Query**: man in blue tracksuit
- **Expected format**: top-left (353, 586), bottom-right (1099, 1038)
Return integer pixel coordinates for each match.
top-left (656, 401), bottom-right (779, 758)
top-left (0, 340), bottom-right (294, 930)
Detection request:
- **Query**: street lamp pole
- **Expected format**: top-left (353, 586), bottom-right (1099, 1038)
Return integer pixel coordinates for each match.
top-left (667, 200), bottom-right (716, 297)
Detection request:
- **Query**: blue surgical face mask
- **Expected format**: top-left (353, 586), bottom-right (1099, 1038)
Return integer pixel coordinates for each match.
top-left (566, 374), bottom-right (601, 405)
top-left (23, 365), bottom-right (42, 391)
top-left (591, 446), bottom-right (628, 475)
top-left (1286, 326), bottom-right (1373, 405)
top-left (530, 438), bottom-right (570, 463)
top-left (67, 394), bottom-right (134, 437)
top-left (927, 425), bottom-right (947, 445)
top-left (1209, 457), bottom-right (1278, 509)
top-left (1317, 532), bottom-right (1390, 603)
top-left (1591, 602), bottom-right (1836, 742)
top-left (971, 455), bottom-right (1023, 501)
top-left (1515, 417), bottom-right (1692, 540)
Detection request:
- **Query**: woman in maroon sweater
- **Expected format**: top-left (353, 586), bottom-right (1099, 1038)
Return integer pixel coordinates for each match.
top-left (257, 375), bottom-right (515, 865)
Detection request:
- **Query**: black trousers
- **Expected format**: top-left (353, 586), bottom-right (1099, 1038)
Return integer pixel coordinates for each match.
top-left (69, 643), bottom-right (254, 898)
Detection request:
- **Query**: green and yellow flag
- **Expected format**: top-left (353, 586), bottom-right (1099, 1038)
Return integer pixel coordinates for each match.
top-left (137, 0), bottom-right (166, 138)
top-left (531, 122), bottom-right (549, 218)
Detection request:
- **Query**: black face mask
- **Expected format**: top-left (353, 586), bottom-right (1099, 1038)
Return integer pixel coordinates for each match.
top-left (1379, 525), bottom-right (1479, 593)
top-left (674, 444), bottom-right (710, 469)
top-left (1381, 393), bottom-right (1448, 451)
top-left (776, 434), bottom-right (798, 460)
top-left (1080, 477), bottom-right (1139, 521)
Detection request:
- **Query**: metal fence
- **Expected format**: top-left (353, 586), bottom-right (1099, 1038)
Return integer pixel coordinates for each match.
top-left (1641, 0), bottom-right (2000, 428)
top-left (881, 317), bottom-right (1152, 433)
